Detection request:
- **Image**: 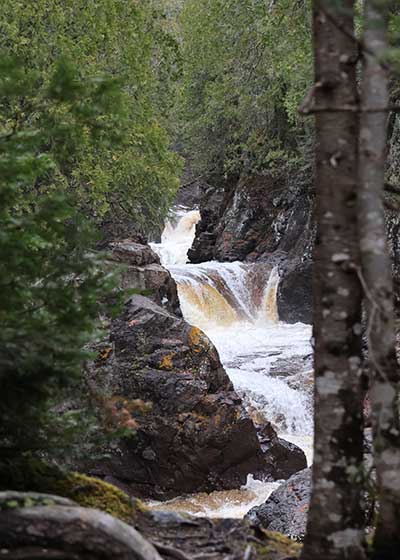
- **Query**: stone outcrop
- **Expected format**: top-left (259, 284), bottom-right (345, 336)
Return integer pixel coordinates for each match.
top-left (246, 467), bottom-right (311, 539)
top-left (188, 168), bottom-right (314, 323)
top-left (108, 240), bottom-right (181, 316)
top-left (277, 261), bottom-right (313, 324)
top-left (246, 430), bottom-right (375, 540)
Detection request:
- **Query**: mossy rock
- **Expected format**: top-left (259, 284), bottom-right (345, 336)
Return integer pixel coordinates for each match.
top-left (252, 530), bottom-right (302, 559)
top-left (52, 472), bottom-right (137, 522)
top-left (0, 458), bottom-right (143, 522)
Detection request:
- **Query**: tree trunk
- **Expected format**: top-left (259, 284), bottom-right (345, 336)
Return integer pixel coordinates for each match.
top-left (358, 1), bottom-right (400, 558)
top-left (301, 1), bottom-right (366, 559)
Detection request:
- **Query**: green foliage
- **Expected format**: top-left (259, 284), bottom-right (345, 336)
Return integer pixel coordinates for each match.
top-left (0, 57), bottom-right (123, 460)
top-left (178, 0), bottom-right (313, 179)
top-left (0, 0), bottom-right (182, 236)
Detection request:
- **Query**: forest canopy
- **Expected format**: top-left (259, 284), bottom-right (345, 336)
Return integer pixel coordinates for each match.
top-left (0, 0), bottom-right (182, 237)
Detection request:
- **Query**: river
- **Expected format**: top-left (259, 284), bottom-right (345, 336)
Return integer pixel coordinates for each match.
top-left (148, 207), bottom-right (313, 518)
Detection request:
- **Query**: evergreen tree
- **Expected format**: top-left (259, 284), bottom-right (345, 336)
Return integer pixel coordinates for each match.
top-left (0, 57), bottom-right (123, 463)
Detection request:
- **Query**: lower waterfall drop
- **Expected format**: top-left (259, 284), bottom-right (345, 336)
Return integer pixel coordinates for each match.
top-left (149, 207), bottom-right (313, 518)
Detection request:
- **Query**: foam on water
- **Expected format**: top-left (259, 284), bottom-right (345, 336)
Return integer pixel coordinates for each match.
top-left (148, 208), bottom-right (313, 518)
top-left (147, 475), bottom-right (282, 519)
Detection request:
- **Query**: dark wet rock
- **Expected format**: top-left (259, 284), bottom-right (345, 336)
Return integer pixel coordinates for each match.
top-left (85, 295), bottom-right (270, 499)
top-left (268, 354), bottom-right (313, 379)
top-left (247, 430), bottom-right (375, 540)
top-left (249, 409), bottom-right (307, 479)
top-left (108, 240), bottom-right (181, 316)
top-left (188, 169), bottom-right (313, 265)
top-left (246, 467), bottom-right (311, 539)
top-left (277, 261), bottom-right (313, 324)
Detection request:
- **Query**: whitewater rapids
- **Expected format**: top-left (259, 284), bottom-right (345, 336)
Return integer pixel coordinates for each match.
top-left (149, 207), bottom-right (313, 518)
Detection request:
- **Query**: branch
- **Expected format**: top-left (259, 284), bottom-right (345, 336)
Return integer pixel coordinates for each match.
top-left (299, 102), bottom-right (400, 116)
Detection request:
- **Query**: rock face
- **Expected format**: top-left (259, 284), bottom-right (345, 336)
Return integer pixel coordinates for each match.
top-left (277, 261), bottom-right (313, 324)
top-left (246, 467), bottom-right (311, 539)
top-left (188, 169), bottom-right (314, 323)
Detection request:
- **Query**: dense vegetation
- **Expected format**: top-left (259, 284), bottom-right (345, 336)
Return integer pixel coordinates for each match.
top-left (0, 0), bottom-right (182, 466)
top-left (179, 0), bottom-right (313, 178)
top-left (0, 0), bottom-right (182, 237)
top-left (178, 1), bottom-right (400, 187)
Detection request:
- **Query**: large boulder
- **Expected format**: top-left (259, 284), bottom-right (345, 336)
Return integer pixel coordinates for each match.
top-left (85, 295), bottom-right (270, 499)
top-left (246, 467), bottom-right (311, 539)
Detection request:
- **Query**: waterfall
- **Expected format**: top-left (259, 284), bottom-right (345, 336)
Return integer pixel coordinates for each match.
top-left (150, 208), bottom-right (200, 266)
top-left (149, 208), bottom-right (313, 518)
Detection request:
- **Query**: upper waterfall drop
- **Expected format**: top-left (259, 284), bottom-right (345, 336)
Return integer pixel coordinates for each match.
top-left (150, 208), bottom-right (200, 266)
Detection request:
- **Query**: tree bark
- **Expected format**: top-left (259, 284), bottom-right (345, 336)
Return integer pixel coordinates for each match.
top-left (358, 1), bottom-right (400, 558)
top-left (301, 1), bottom-right (366, 559)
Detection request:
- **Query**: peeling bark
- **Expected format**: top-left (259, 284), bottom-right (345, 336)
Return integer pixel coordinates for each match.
top-left (358, 1), bottom-right (400, 558)
top-left (301, 1), bottom-right (366, 559)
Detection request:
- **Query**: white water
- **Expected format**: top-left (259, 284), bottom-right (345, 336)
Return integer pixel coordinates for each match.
top-left (149, 207), bottom-right (313, 518)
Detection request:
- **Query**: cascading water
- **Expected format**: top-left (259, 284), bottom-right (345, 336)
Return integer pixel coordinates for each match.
top-left (149, 207), bottom-right (313, 518)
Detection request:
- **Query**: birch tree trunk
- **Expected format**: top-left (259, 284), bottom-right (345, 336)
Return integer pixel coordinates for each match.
top-left (301, 1), bottom-right (366, 558)
top-left (358, 1), bottom-right (400, 557)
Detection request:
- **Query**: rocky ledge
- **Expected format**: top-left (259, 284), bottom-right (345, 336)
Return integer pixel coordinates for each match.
top-left (82, 241), bottom-right (306, 499)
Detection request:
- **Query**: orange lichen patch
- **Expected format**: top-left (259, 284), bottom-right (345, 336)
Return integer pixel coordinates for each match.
top-left (187, 326), bottom-right (210, 353)
top-left (97, 346), bottom-right (112, 362)
top-left (159, 352), bottom-right (175, 370)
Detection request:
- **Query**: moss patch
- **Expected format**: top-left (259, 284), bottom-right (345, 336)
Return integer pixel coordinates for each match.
top-left (251, 530), bottom-right (302, 559)
top-left (0, 458), bottom-right (142, 522)
top-left (53, 472), bottom-right (136, 521)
